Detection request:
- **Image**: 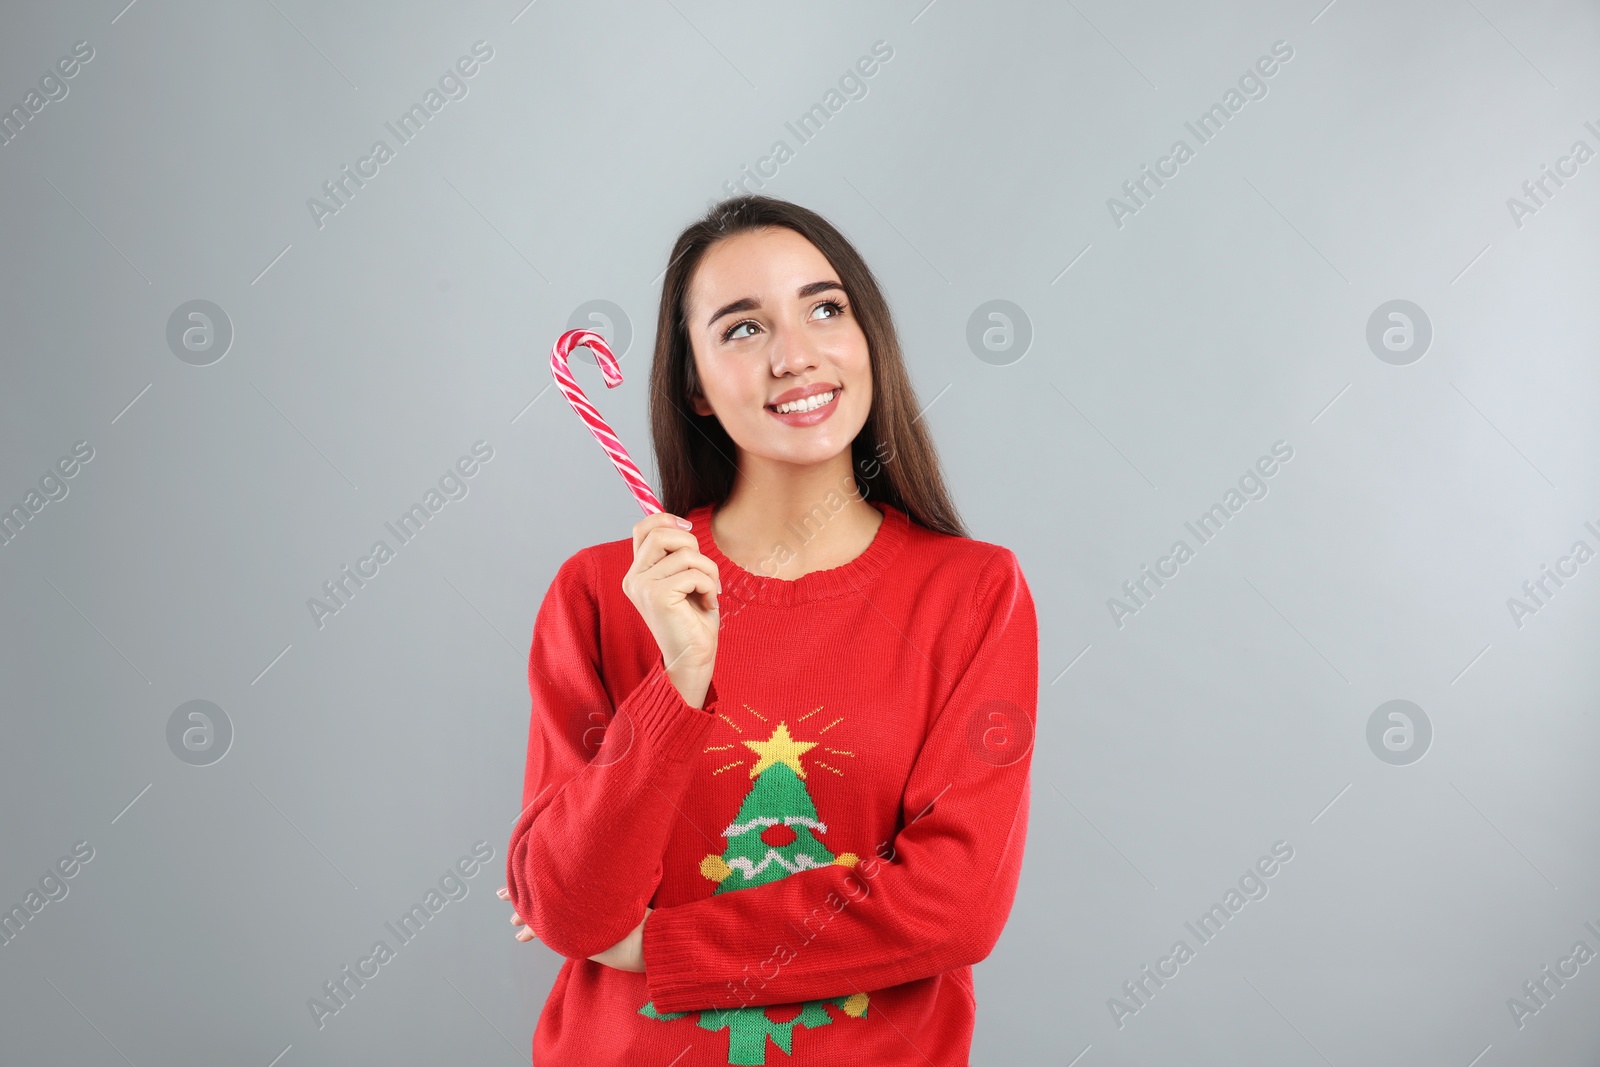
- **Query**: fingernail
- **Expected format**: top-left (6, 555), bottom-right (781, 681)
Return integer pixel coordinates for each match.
top-left (676, 518), bottom-right (692, 530)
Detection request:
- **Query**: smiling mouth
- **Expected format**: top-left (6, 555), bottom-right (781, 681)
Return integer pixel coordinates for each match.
top-left (766, 387), bottom-right (840, 414)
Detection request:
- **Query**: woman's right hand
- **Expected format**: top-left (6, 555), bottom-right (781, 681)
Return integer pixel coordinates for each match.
top-left (622, 512), bottom-right (720, 707)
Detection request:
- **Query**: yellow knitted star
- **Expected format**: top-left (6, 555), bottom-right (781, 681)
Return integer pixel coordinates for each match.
top-left (742, 721), bottom-right (817, 779)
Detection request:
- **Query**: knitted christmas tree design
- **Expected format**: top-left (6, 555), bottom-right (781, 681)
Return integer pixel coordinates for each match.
top-left (639, 718), bottom-right (870, 1065)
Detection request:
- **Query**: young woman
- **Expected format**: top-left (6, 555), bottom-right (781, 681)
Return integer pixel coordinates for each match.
top-left (498, 195), bottom-right (1038, 1066)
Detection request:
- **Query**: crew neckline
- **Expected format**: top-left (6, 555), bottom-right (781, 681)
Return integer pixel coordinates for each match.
top-left (687, 498), bottom-right (911, 606)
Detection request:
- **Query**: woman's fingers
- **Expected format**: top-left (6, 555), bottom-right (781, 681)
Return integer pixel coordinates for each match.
top-left (498, 884), bottom-right (536, 942)
top-left (642, 556), bottom-right (719, 617)
top-left (641, 551), bottom-right (720, 595)
top-left (631, 511), bottom-right (681, 554)
top-left (669, 568), bottom-right (719, 613)
top-left (632, 512), bottom-right (693, 556)
top-left (631, 526), bottom-right (700, 577)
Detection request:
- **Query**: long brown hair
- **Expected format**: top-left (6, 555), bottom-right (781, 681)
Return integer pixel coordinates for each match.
top-left (648, 195), bottom-right (968, 538)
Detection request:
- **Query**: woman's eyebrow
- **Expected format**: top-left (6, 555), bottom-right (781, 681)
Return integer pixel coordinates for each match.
top-left (705, 280), bottom-right (845, 329)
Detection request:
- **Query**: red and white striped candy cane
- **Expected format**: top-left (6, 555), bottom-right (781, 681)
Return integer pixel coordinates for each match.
top-left (549, 329), bottom-right (663, 515)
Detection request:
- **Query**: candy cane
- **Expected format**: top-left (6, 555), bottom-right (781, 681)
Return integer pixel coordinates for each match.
top-left (549, 329), bottom-right (663, 516)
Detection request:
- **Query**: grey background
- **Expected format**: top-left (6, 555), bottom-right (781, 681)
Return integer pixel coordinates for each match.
top-left (2, 0), bottom-right (1598, 1064)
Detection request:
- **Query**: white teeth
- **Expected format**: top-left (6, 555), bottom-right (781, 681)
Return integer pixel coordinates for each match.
top-left (773, 389), bottom-right (837, 414)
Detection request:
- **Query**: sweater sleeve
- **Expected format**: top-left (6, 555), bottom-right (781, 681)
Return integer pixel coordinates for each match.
top-left (640, 548), bottom-right (1038, 1012)
top-left (505, 550), bottom-right (722, 961)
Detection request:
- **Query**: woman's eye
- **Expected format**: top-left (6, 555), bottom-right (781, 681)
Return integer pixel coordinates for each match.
top-left (722, 301), bottom-right (845, 342)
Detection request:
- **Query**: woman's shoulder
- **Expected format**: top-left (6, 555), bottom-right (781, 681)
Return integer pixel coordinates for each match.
top-left (898, 517), bottom-right (1034, 655)
top-left (550, 533), bottom-right (634, 595)
top-left (900, 511), bottom-right (1024, 582)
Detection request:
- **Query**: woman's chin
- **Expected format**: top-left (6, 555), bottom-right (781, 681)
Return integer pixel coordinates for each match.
top-left (744, 438), bottom-right (854, 469)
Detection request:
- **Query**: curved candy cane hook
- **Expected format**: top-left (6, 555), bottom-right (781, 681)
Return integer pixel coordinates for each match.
top-left (549, 329), bottom-right (663, 516)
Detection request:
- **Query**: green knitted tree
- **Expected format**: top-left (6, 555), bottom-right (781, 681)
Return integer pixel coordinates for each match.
top-left (703, 758), bottom-right (852, 892)
top-left (638, 719), bottom-right (870, 1065)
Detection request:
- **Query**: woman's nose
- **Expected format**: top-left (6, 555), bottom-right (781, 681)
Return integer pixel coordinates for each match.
top-left (769, 323), bottom-right (820, 376)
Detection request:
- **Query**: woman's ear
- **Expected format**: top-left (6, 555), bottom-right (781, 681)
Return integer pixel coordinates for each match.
top-left (684, 344), bottom-right (714, 416)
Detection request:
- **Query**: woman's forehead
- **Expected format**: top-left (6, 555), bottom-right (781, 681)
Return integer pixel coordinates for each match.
top-left (689, 231), bottom-right (834, 314)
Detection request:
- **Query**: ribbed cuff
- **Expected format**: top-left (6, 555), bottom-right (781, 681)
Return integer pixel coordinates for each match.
top-left (642, 901), bottom-right (730, 1012)
top-left (622, 656), bottom-right (718, 765)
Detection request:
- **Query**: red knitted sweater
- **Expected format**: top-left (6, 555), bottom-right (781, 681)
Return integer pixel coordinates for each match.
top-left (505, 499), bottom-right (1038, 1066)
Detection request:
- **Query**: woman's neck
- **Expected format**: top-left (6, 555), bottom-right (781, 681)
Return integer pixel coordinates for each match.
top-left (710, 454), bottom-right (884, 580)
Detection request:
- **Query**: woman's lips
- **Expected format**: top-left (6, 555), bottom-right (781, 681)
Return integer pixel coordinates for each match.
top-left (766, 387), bottom-right (840, 426)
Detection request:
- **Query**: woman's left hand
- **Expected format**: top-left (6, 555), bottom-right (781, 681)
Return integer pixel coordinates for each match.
top-left (587, 907), bottom-right (651, 972)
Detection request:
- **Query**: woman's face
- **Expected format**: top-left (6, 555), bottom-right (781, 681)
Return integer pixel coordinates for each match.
top-left (685, 226), bottom-right (871, 470)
